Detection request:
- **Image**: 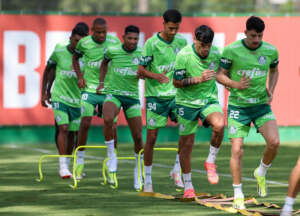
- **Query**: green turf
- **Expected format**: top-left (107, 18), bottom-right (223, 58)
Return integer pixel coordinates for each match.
top-left (0, 142), bottom-right (299, 216)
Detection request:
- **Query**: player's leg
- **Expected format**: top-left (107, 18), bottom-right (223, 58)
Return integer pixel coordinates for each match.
top-left (281, 156), bottom-right (300, 216)
top-left (54, 121), bottom-right (59, 151)
top-left (169, 101), bottom-right (184, 188)
top-left (201, 105), bottom-right (225, 185)
top-left (123, 98), bottom-right (144, 190)
top-left (103, 98), bottom-right (120, 175)
top-left (254, 109), bottom-right (279, 197)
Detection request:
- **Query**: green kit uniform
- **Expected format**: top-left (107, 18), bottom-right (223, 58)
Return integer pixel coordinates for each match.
top-left (75, 35), bottom-right (121, 117)
top-left (139, 33), bottom-right (187, 129)
top-left (219, 39), bottom-right (279, 138)
top-left (104, 44), bottom-right (142, 118)
top-left (49, 42), bottom-right (81, 131)
top-left (174, 44), bottom-right (223, 135)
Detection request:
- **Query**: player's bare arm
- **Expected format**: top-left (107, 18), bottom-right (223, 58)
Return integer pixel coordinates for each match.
top-left (41, 64), bottom-right (56, 107)
top-left (173, 69), bottom-right (216, 88)
top-left (216, 67), bottom-right (250, 90)
top-left (96, 58), bottom-right (110, 94)
top-left (267, 66), bottom-right (279, 104)
top-left (137, 65), bottom-right (169, 83)
top-left (72, 54), bottom-right (86, 88)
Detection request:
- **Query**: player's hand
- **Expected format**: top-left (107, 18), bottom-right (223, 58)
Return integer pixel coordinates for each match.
top-left (78, 76), bottom-right (86, 88)
top-left (266, 88), bottom-right (273, 104)
top-left (41, 93), bottom-right (51, 108)
top-left (96, 83), bottom-right (104, 94)
top-left (199, 70), bottom-right (216, 82)
top-left (155, 69), bottom-right (170, 83)
top-left (236, 74), bottom-right (251, 90)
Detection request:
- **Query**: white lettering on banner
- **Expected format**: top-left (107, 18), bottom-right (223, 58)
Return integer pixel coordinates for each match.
top-left (46, 31), bottom-right (70, 61)
top-left (4, 31), bottom-right (40, 108)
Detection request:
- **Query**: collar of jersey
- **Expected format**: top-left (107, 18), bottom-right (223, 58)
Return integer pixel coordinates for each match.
top-left (92, 35), bottom-right (105, 44)
top-left (157, 33), bottom-right (174, 45)
top-left (192, 44), bottom-right (209, 60)
top-left (66, 45), bottom-right (74, 54)
top-left (122, 44), bottom-right (137, 53)
top-left (242, 39), bottom-right (262, 51)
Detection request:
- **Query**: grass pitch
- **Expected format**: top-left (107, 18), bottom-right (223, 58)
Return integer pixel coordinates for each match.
top-left (0, 142), bottom-right (299, 216)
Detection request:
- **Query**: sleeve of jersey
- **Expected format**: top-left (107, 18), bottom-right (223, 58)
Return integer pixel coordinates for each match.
top-left (47, 49), bottom-right (57, 66)
top-left (74, 41), bottom-right (84, 58)
top-left (219, 47), bottom-right (233, 70)
top-left (270, 48), bottom-right (279, 68)
top-left (139, 41), bottom-right (153, 66)
top-left (174, 53), bottom-right (186, 81)
top-left (104, 48), bottom-right (112, 62)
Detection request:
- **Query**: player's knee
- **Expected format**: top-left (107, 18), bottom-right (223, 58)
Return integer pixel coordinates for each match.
top-left (59, 125), bottom-right (69, 134)
top-left (268, 137), bottom-right (280, 150)
top-left (80, 119), bottom-right (91, 131)
top-left (103, 116), bottom-right (114, 128)
top-left (232, 146), bottom-right (243, 159)
top-left (212, 119), bottom-right (225, 134)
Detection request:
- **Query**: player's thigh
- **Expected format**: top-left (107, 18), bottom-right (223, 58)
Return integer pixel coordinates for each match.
top-left (230, 137), bottom-right (244, 155)
top-left (127, 116), bottom-right (143, 139)
top-left (227, 105), bottom-right (251, 138)
top-left (146, 97), bottom-right (169, 129)
top-left (257, 120), bottom-right (279, 146)
top-left (200, 103), bottom-right (224, 128)
top-left (177, 105), bottom-right (199, 136)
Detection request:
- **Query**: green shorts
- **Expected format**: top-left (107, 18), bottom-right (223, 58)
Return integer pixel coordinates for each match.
top-left (52, 101), bottom-right (81, 131)
top-left (227, 104), bottom-right (276, 138)
top-left (104, 94), bottom-right (141, 119)
top-left (146, 97), bottom-right (177, 130)
top-left (177, 103), bottom-right (223, 136)
top-left (81, 91), bottom-right (106, 118)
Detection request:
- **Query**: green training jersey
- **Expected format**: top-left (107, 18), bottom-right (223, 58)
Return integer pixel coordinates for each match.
top-left (219, 39), bottom-right (279, 107)
top-left (49, 42), bottom-right (81, 108)
top-left (174, 44), bottom-right (221, 108)
top-left (104, 44), bottom-right (142, 99)
top-left (75, 35), bottom-right (121, 93)
top-left (139, 33), bottom-right (187, 99)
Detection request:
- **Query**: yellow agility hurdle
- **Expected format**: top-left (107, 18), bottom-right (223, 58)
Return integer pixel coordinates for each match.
top-left (101, 156), bottom-right (138, 189)
top-left (71, 145), bottom-right (107, 189)
top-left (36, 154), bottom-right (74, 182)
top-left (137, 147), bottom-right (179, 192)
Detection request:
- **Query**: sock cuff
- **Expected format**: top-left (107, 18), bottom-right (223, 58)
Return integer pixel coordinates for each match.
top-left (285, 196), bottom-right (295, 204)
top-left (232, 183), bottom-right (242, 188)
top-left (261, 159), bottom-right (272, 168)
top-left (105, 139), bottom-right (114, 145)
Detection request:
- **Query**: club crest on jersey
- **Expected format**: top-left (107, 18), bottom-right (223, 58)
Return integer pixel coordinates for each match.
top-left (132, 57), bottom-right (139, 65)
top-left (56, 115), bottom-right (62, 122)
top-left (148, 118), bottom-right (156, 127)
top-left (174, 47), bottom-right (180, 55)
top-left (179, 124), bottom-right (185, 132)
top-left (258, 55), bottom-right (267, 65)
top-left (229, 125), bottom-right (237, 135)
top-left (208, 62), bottom-right (216, 70)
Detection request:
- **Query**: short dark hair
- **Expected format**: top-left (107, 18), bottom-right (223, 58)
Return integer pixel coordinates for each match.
top-left (93, 17), bottom-right (107, 26)
top-left (163, 9), bottom-right (182, 23)
top-left (194, 25), bottom-right (214, 44)
top-left (125, 25), bottom-right (139, 34)
top-left (72, 22), bottom-right (89, 37)
top-left (246, 16), bottom-right (265, 33)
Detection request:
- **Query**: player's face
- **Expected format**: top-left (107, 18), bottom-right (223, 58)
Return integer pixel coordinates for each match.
top-left (163, 21), bottom-right (180, 40)
top-left (70, 34), bottom-right (84, 49)
top-left (194, 40), bottom-right (212, 58)
top-left (92, 24), bottom-right (107, 43)
top-left (123, 32), bottom-right (139, 51)
top-left (245, 29), bottom-right (263, 49)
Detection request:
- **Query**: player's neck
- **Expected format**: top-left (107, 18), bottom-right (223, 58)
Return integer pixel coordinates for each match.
top-left (122, 44), bottom-right (136, 53)
top-left (159, 32), bottom-right (173, 43)
top-left (67, 44), bottom-right (75, 54)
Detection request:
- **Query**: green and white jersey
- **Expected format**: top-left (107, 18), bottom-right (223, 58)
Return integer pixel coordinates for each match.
top-left (220, 39), bottom-right (279, 107)
top-left (75, 35), bottom-right (121, 93)
top-left (49, 42), bottom-right (81, 108)
top-left (139, 33), bottom-right (187, 99)
top-left (104, 44), bottom-right (142, 99)
top-left (174, 44), bottom-right (220, 108)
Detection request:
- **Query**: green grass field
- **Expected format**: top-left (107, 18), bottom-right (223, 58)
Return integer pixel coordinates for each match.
top-left (0, 142), bottom-right (299, 216)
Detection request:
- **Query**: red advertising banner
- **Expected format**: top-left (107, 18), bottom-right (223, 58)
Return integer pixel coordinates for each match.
top-left (0, 14), bottom-right (299, 125)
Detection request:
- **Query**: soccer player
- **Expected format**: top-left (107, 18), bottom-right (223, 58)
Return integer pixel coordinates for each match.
top-left (97, 25), bottom-right (143, 189)
top-left (216, 16), bottom-right (280, 209)
top-left (41, 22), bottom-right (89, 178)
top-left (137, 9), bottom-right (187, 192)
top-left (173, 25), bottom-right (224, 198)
top-left (281, 156), bottom-right (300, 216)
top-left (72, 18), bottom-right (121, 179)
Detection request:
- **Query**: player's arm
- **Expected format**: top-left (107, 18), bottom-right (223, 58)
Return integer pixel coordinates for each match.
top-left (96, 58), bottom-right (110, 94)
top-left (72, 44), bottom-right (86, 88)
top-left (173, 69), bottom-right (216, 88)
top-left (137, 65), bottom-right (169, 83)
top-left (216, 63), bottom-right (250, 90)
top-left (41, 63), bottom-right (56, 107)
top-left (267, 65), bottom-right (279, 104)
